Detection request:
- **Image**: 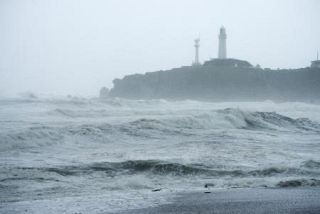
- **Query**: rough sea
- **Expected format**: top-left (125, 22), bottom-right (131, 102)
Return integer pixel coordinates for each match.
top-left (1, 96), bottom-right (320, 213)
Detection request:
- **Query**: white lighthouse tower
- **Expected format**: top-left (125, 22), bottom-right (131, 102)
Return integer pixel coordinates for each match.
top-left (193, 38), bottom-right (200, 66)
top-left (218, 26), bottom-right (227, 59)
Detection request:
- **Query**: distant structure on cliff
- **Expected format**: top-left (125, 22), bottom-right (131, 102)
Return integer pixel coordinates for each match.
top-left (311, 51), bottom-right (320, 68)
top-left (99, 87), bottom-right (109, 98)
top-left (191, 27), bottom-right (229, 66)
top-left (205, 27), bottom-right (252, 68)
top-left (103, 26), bottom-right (320, 101)
top-left (218, 26), bottom-right (227, 59)
top-left (192, 38), bottom-right (200, 66)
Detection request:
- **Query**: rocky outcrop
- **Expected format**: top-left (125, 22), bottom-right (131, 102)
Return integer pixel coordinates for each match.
top-left (109, 59), bottom-right (320, 101)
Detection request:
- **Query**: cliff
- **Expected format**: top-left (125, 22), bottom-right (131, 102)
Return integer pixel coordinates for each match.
top-left (108, 58), bottom-right (320, 101)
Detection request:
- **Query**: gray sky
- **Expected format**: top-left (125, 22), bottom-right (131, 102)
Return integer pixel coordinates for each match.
top-left (0, 0), bottom-right (319, 96)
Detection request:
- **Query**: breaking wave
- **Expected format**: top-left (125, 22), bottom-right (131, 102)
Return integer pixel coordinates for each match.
top-left (302, 160), bottom-right (320, 169)
top-left (49, 107), bottom-right (320, 131)
top-left (277, 179), bottom-right (320, 188)
top-left (216, 108), bottom-right (320, 131)
top-left (129, 109), bottom-right (320, 132)
top-left (1, 108), bottom-right (320, 151)
top-left (2, 159), bottom-right (320, 196)
top-left (5, 160), bottom-right (319, 179)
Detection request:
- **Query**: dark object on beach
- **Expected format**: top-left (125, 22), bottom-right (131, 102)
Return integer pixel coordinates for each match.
top-left (152, 188), bottom-right (162, 192)
top-left (204, 191), bottom-right (211, 194)
top-left (204, 183), bottom-right (215, 188)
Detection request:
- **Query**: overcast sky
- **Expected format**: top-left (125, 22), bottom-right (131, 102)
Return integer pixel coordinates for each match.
top-left (0, 0), bottom-right (319, 96)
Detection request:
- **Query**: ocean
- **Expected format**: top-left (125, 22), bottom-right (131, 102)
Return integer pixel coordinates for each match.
top-left (1, 96), bottom-right (320, 213)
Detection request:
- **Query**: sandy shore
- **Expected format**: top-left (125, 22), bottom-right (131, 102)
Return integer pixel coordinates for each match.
top-left (115, 188), bottom-right (320, 214)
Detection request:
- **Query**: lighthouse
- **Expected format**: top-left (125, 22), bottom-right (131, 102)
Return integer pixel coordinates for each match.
top-left (218, 26), bottom-right (227, 59)
top-left (193, 38), bottom-right (200, 66)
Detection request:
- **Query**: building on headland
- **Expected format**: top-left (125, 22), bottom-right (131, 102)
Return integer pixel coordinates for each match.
top-left (203, 58), bottom-right (252, 68)
top-left (311, 51), bottom-right (320, 68)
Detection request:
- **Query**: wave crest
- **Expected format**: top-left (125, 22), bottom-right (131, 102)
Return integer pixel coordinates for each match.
top-left (302, 160), bottom-right (320, 169)
top-left (124, 109), bottom-right (320, 132)
top-left (15, 160), bottom-right (318, 178)
top-left (2, 108), bottom-right (319, 151)
top-left (277, 179), bottom-right (320, 188)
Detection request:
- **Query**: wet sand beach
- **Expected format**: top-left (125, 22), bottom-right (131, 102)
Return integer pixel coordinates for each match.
top-left (116, 188), bottom-right (320, 214)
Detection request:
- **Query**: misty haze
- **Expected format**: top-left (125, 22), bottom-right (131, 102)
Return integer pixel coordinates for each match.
top-left (1, 0), bottom-right (320, 213)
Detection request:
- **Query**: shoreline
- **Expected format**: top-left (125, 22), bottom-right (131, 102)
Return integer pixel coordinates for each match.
top-left (114, 188), bottom-right (320, 214)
